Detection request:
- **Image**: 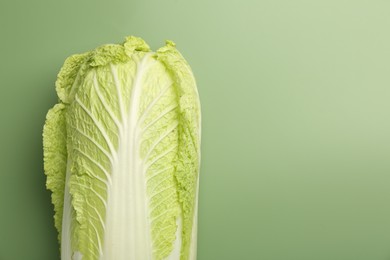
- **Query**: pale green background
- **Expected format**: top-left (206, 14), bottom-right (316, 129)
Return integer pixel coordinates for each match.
top-left (1, 0), bottom-right (390, 259)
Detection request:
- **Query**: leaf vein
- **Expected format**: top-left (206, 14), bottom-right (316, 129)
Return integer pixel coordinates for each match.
top-left (93, 73), bottom-right (122, 133)
top-left (74, 148), bottom-right (112, 185)
top-left (75, 97), bottom-right (117, 158)
top-left (71, 125), bottom-right (113, 165)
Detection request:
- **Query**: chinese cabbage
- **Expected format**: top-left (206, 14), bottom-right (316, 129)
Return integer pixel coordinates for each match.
top-left (43, 36), bottom-right (201, 260)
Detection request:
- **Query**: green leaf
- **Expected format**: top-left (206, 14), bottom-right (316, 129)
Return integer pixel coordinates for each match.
top-left (43, 103), bottom-right (67, 242)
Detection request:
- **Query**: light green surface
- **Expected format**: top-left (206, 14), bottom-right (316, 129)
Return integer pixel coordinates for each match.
top-left (1, 0), bottom-right (390, 259)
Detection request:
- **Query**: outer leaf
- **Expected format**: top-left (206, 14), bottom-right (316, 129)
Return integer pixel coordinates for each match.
top-left (56, 53), bottom-right (91, 104)
top-left (43, 103), bottom-right (67, 242)
top-left (157, 41), bottom-right (201, 260)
